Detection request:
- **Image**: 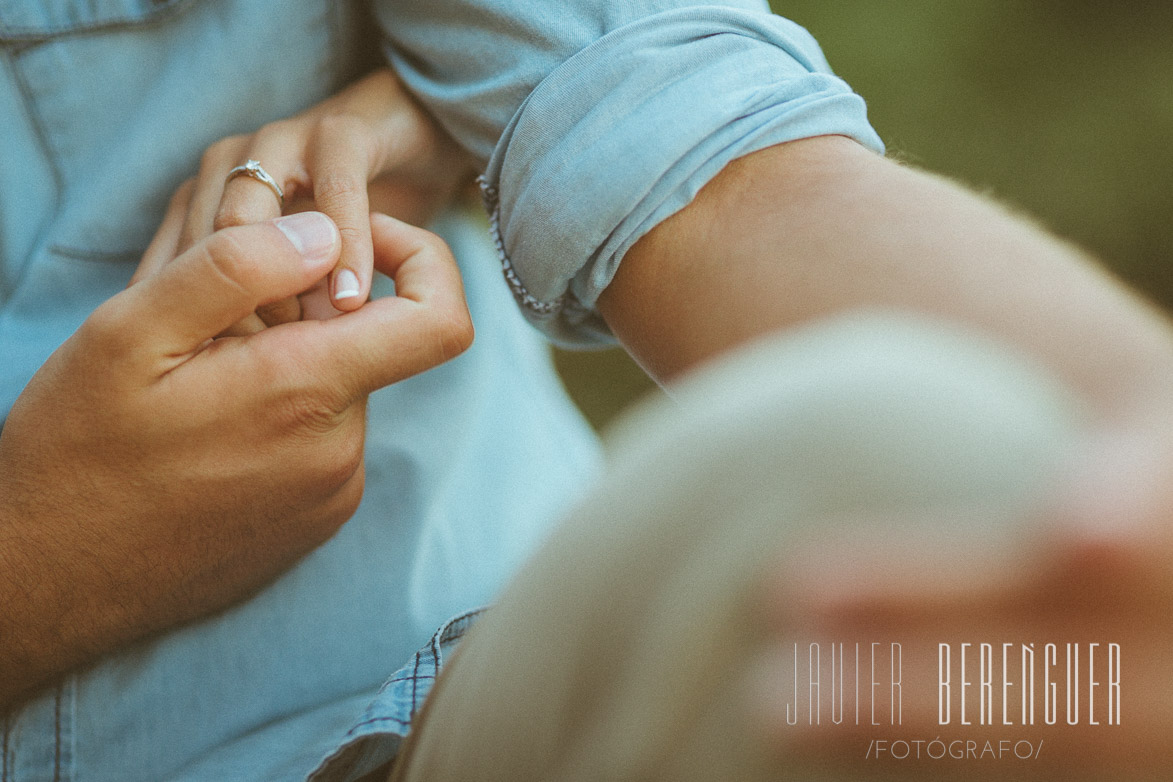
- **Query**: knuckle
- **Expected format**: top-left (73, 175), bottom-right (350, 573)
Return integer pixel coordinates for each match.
top-left (198, 144), bottom-right (219, 169)
top-left (255, 296), bottom-right (302, 327)
top-left (80, 299), bottom-right (132, 354)
top-left (416, 229), bottom-right (450, 256)
top-left (335, 223), bottom-right (367, 249)
top-left (212, 202), bottom-right (252, 232)
top-left (310, 470), bottom-right (366, 540)
top-left (333, 471), bottom-right (366, 522)
top-left (253, 118), bottom-right (296, 144)
top-left (294, 416), bottom-right (364, 494)
top-left (326, 435), bottom-right (365, 492)
top-left (275, 387), bottom-right (347, 439)
top-left (312, 171), bottom-right (365, 209)
top-left (316, 114), bottom-right (367, 145)
top-left (433, 307), bottom-right (475, 362)
top-left (201, 135), bottom-right (245, 170)
top-left (198, 147), bottom-right (218, 174)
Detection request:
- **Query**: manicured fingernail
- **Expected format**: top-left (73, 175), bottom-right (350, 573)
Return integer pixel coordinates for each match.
top-left (275, 212), bottom-right (338, 265)
top-left (334, 269), bottom-right (361, 300)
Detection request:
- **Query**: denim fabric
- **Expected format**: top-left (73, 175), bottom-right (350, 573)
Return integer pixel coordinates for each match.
top-left (0, 1), bottom-right (877, 779)
top-left (376, 0), bottom-right (884, 344)
top-left (384, 315), bottom-right (1086, 782)
top-left (306, 609), bottom-right (485, 782)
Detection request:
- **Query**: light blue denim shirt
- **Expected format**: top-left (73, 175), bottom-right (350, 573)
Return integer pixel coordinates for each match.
top-left (0, 1), bottom-right (881, 780)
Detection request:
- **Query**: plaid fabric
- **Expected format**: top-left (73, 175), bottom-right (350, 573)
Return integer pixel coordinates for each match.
top-left (307, 609), bottom-right (486, 782)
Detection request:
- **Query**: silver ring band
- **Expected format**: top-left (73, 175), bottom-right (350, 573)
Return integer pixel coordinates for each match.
top-left (225, 159), bottom-right (284, 206)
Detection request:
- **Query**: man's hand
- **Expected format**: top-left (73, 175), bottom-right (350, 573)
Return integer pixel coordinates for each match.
top-left (0, 206), bottom-right (472, 709)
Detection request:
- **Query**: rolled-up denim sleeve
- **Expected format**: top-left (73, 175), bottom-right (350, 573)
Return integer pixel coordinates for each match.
top-left (375, 1), bottom-right (884, 346)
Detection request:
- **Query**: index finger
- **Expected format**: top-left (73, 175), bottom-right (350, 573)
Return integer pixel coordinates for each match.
top-left (307, 117), bottom-right (376, 312)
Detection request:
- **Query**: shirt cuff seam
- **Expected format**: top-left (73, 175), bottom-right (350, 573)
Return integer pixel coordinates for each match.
top-left (479, 174), bottom-right (595, 324)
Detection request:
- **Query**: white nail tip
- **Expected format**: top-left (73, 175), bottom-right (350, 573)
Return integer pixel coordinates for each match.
top-left (334, 270), bottom-right (361, 300)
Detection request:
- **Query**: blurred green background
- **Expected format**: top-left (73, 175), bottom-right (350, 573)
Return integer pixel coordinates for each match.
top-left (554, 1), bottom-right (1173, 430)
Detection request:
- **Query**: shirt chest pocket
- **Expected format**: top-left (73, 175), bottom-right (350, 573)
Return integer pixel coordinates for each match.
top-left (0, 0), bottom-right (194, 41)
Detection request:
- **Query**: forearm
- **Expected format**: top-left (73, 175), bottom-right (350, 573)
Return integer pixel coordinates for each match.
top-left (0, 508), bottom-right (141, 709)
top-left (0, 459), bottom-right (278, 710)
top-left (600, 135), bottom-right (1173, 418)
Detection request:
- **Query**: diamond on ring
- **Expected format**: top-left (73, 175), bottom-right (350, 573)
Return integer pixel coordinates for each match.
top-left (225, 159), bottom-right (285, 206)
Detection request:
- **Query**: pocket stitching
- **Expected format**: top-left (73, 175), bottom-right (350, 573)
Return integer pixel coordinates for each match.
top-left (48, 244), bottom-right (141, 264)
top-left (0, 0), bottom-right (197, 41)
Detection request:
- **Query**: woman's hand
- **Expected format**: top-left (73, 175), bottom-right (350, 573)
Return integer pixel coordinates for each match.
top-left (132, 67), bottom-right (474, 333)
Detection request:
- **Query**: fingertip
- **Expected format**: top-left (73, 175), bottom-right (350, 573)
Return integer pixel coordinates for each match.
top-left (369, 211), bottom-right (456, 275)
top-left (369, 210), bottom-right (401, 228)
top-left (368, 210), bottom-right (418, 241)
top-left (331, 267), bottom-right (365, 309)
top-left (322, 205), bottom-right (375, 309)
top-left (369, 211), bottom-right (437, 244)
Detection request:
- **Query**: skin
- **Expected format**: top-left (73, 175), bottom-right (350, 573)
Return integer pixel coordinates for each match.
top-left (0, 206), bottom-right (472, 708)
top-left (0, 68), bottom-right (475, 712)
top-left (600, 135), bottom-right (1173, 778)
top-left (1, 73), bottom-right (1171, 776)
top-left (132, 67), bottom-right (476, 334)
top-left (601, 136), bottom-right (1173, 416)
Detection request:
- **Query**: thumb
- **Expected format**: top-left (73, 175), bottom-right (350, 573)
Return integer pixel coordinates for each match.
top-left (122, 212), bottom-right (340, 355)
top-left (257, 213), bottom-right (472, 401)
